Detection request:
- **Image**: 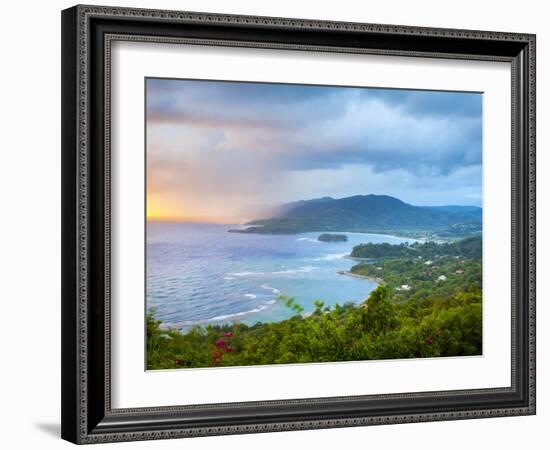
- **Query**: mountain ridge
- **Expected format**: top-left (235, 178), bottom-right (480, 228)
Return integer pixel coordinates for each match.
top-left (229, 194), bottom-right (481, 236)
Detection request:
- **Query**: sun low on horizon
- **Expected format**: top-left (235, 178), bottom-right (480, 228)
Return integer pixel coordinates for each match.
top-left (146, 197), bottom-right (242, 224)
top-left (146, 192), bottom-right (255, 224)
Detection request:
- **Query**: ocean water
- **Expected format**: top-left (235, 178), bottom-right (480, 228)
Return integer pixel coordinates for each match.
top-left (147, 222), bottom-right (413, 330)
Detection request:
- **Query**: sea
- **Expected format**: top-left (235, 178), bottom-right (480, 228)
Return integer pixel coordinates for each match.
top-left (146, 222), bottom-right (414, 330)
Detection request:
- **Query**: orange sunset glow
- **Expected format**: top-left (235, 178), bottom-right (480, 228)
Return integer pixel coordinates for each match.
top-left (146, 195), bottom-right (248, 224)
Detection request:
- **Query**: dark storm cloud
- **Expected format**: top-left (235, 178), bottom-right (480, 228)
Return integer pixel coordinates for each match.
top-left (360, 88), bottom-right (482, 118)
top-left (146, 78), bottom-right (482, 209)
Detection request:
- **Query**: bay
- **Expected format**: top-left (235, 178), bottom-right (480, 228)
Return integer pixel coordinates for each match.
top-left (147, 222), bottom-right (414, 330)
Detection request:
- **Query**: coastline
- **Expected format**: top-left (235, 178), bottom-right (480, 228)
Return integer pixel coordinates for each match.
top-left (228, 227), bottom-right (426, 242)
top-left (337, 270), bottom-right (385, 285)
top-left (149, 223), bottom-right (421, 329)
top-left (168, 270), bottom-right (381, 332)
top-left (343, 254), bottom-right (374, 262)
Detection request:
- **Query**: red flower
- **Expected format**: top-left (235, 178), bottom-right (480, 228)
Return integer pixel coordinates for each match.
top-left (426, 336), bottom-right (433, 345)
top-left (215, 339), bottom-right (226, 348)
top-left (223, 332), bottom-right (233, 337)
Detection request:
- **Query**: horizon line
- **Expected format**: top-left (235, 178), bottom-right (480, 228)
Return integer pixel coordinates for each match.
top-left (146, 215), bottom-right (242, 225)
top-left (146, 194), bottom-right (482, 223)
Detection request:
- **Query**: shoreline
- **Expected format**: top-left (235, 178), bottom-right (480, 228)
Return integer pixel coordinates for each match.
top-left (227, 227), bottom-right (426, 242)
top-left (160, 269), bottom-right (384, 333)
top-left (151, 226), bottom-right (409, 332)
top-left (337, 270), bottom-right (385, 285)
top-left (343, 254), bottom-right (375, 262)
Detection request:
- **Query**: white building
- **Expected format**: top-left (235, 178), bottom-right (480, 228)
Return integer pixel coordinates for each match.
top-left (437, 275), bottom-right (447, 281)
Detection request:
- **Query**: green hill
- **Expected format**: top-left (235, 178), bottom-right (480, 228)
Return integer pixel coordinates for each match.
top-left (229, 194), bottom-right (481, 236)
top-left (351, 235), bottom-right (482, 259)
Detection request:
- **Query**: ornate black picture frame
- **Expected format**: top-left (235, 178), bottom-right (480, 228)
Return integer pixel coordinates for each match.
top-left (61, 4), bottom-right (536, 444)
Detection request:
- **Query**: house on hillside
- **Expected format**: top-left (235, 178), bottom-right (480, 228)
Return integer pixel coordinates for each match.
top-left (437, 275), bottom-right (447, 281)
top-left (456, 269), bottom-right (465, 274)
top-left (396, 284), bottom-right (411, 291)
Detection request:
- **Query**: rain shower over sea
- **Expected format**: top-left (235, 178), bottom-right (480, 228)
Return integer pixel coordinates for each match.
top-left (147, 222), bottom-right (413, 330)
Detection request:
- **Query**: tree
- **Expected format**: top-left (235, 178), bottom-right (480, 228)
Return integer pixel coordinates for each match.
top-left (362, 286), bottom-right (396, 334)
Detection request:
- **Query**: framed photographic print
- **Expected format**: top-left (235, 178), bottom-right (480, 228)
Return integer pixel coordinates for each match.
top-left (61, 4), bottom-right (536, 444)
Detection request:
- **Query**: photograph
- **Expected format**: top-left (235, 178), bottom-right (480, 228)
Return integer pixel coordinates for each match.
top-left (56, 2), bottom-right (537, 445)
top-left (145, 78), bottom-right (484, 370)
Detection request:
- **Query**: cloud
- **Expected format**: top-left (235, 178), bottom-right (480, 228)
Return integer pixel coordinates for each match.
top-left (146, 78), bottom-right (349, 130)
top-left (146, 78), bottom-right (482, 218)
top-left (360, 88), bottom-right (482, 118)
top-left (147, 78), bottom-right (481, 174)
top-left (277, 96), bottom-right (481, 174)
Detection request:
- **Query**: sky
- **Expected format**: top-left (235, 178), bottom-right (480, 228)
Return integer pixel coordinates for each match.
top-left (146, 78), bottom-right (482, 223)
